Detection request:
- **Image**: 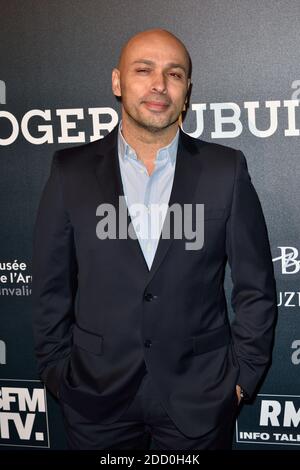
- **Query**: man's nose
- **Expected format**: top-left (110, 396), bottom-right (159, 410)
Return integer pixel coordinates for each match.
top-left (151, 72), bottom-right (167, 93)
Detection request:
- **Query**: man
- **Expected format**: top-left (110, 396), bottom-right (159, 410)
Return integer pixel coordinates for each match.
top-left (32, 29), bottom-right (277, 450)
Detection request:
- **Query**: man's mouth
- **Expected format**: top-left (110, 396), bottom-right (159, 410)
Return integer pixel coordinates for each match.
top-left (143, 100), bottom-right (170, 111)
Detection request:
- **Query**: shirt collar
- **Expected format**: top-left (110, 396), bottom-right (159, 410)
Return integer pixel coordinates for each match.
top-left (118, 119), bottom-right (179, 166)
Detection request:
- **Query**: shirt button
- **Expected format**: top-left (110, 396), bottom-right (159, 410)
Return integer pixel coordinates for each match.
top-left (144, 340), bottom-right (152, 348)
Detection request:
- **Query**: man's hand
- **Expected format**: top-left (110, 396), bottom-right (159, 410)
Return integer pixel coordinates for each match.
top-left (236, 384), bottom-right (242, 405)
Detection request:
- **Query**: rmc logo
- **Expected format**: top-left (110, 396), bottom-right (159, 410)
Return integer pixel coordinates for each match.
top-left (0, 380), bottom-right (49, 447)
top-left (236, 395), bottom-right (300, 446)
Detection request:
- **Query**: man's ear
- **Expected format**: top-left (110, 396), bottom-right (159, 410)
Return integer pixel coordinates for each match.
top-left (112, 68), bottom-right (121, 97)
top-left (183, 79), bottom-right (192, 110)
top-left (187, 78), bottom-right (191, 97)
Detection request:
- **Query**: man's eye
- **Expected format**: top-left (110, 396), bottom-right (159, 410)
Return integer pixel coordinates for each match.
top-left (169, 72), bottom-right (182, 79)
top-left (136, 69), bottom-right (150, 73)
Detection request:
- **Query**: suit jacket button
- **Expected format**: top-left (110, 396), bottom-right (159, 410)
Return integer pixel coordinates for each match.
top-left (144, 293), bottom-right (154, 301)
top-left (144, 340), bottom-right (152, 348)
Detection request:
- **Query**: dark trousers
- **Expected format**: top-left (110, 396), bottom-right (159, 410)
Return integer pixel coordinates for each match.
top-left (60, 371), bottom-right (236, 450)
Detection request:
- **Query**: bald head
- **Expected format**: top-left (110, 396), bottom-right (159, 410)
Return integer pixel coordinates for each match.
top-left (117, 29), bottom-right (192, 79)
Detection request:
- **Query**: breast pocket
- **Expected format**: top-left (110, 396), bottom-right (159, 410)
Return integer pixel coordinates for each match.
top-left (197, 207), bottom-right (227, 253)
top-left (204, 208), bottom-right (226, 220)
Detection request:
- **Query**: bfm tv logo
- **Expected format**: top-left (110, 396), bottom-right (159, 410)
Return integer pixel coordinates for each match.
top-left (0, 380), bottom-right (49, 447)
top-left (236, 395), bottom-right (300, 446)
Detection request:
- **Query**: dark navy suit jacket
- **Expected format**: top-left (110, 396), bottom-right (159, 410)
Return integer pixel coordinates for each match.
top-left (32, 125), bottom-right (277, 438)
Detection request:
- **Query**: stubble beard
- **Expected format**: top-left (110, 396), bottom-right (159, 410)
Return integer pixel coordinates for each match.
top-left (124, 105), bottom-right (179, 135)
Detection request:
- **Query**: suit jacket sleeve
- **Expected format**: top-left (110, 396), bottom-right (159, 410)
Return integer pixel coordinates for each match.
top-left (226, 150), bottom-right (277, 400)
top-left (32, 151), bottom-right (77, 398)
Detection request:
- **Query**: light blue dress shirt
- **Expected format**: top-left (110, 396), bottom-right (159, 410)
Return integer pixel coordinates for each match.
top-left (117, 121), bottom-right (179, 270)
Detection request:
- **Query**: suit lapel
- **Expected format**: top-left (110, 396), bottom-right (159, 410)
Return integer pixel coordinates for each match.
top-left (94, 126), bottom-right (124, 213)
top-left (94, 126), bottom-right (203, 286)
top-left (95, 126), bottom-right (150, 277)
top-left (146, 129), bottom-right (202, 285)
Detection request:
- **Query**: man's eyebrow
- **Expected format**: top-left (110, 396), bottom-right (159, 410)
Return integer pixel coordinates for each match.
top-left (131, 59), bottom-right (187, 73)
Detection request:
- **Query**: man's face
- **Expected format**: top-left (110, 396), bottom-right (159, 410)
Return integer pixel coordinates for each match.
top-left (112, 32), bottom-right (191, 133)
